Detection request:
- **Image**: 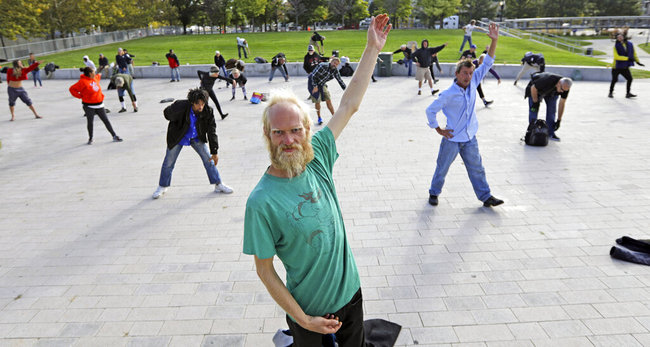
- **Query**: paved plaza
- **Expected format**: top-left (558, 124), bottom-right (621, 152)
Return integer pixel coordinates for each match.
top-left (1, 73), bottom-right (650, 347)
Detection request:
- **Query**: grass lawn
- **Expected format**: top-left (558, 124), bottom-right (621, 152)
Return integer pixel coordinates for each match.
top-left (639, 43), bottom-right (650, 54)
top-left (9, 29), bottom-right (610, 69)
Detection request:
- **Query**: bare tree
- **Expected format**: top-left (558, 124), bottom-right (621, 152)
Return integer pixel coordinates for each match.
top-left (287, 0), bottom-right (308, 28)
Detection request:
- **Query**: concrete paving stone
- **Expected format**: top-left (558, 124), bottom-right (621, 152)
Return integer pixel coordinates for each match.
top-left (481, 295), bottom-right (528, 309)
top-left (125, 336), bottom-right (171, 347)
top-left (455, 324), bottom-right (514, 342)
top-left (96, 321), bottom-right (133, 336)
top-left (561, 304), bottom-right (602, 320)
top-left (420, 310), bottom-right (476, 327)
top-left (588, 334), bottom-right (644, 347)
top-left (262, 317), bottom-right (286, 333)
top-left (209, 319), bottom-right (264, 334)
top-left (410, 326), bottom-right (458, 344)
top-left (471, 309), bottom-right (519, 324)
top-left (169, 335), bottom-right (205, 347)
top-left (507, 322), bottom-right (548, 340)
top-left (0, 338), bottom-right (39, 347)
top-left (583, 317), bottom-right (647, 335)
top-left (6, 323), bottom-right (66, 338)
top-left (128, 321), bottom-right (163, 336)
top-left (511, 306), bottom-right (570, 322)
top-left (159, 319), bottom-right (213, 335)
top-left (58, 322), bottom-right (102, 337)
top-left (539, 320), bottom-right (592, 338)
top-left (633, 333), bottom-right (650, 346)
top-left (201, 334), bottom-right (245, 347)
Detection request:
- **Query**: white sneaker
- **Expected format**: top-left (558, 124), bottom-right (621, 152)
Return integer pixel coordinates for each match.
top-left (215, 183), bottom-right (233, 194)
top-left (152, 186), bottom-right (167, 199)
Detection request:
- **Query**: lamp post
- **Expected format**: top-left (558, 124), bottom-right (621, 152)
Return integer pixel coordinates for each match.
top-left (499, 1), bottom-right (505, 23)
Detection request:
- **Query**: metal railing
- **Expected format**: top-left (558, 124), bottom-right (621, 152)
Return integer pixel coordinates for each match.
top-left (0, 26), bottom-right (184, 62)
top-left (476, 20), bottom-right (585, 54)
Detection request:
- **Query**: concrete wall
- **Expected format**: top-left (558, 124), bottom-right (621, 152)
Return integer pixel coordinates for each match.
top-left (48, 61), bottom-right (613, 82)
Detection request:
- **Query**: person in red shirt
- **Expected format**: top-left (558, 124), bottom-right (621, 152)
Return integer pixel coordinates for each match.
top-left (69, 67), bottom-right (123, 144)
top-left (165, 49), bottom-right (180, 82)
top-left (4, 60), bottom-right (43, 121)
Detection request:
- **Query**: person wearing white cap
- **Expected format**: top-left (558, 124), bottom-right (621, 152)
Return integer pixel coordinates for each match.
top-left (303, 45), bottom-right (321, 74)
top-left (214, 50), bottom-right (227, 77)
top-left (83, 55), bottom-right (96, 71)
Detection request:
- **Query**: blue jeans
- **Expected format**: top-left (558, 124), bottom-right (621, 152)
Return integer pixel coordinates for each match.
top-left (170, 67), bottom-right (180, 81)
top-left (158, 141), bottom-right (222, 187)
top-left (219, 65), bottom-right (227, 77)
top-left (269, 66), bottom-right (288, 81)
top-left (429, 137), bottom-right (491, 202)
top-left (119, 66), bottom-right (128, 73)
top-left (118, 82), bottom-right (135, 98)
top-left (528, 94), bottom-right (558, 137)
top-left (31, 70), bottom-right (42, 86)
top-left (404, 58), bottom-right (413, 77)
top-left (459, 35), bottom-right (473, 52)
top-left (238, 45), bottom-right (248, 59)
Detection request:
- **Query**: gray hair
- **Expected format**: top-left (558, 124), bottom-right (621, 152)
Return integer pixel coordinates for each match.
top-left (560, 77), bottom-right (573, 89)
top-left (115, 76), bottom-right (124, 88)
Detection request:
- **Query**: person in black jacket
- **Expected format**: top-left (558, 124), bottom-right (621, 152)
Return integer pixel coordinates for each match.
top-left (412, 39), bottom-right (447, 95)
top-left (152, 88), bottom-right (233, 199)
top-left (459, 44), bottom-right (477, 60)
top-left (525, 72), bottom-right (572, 142)
top-left (269, 52), bottom-right (289, 82)
top-left (303, 45), bottom-right (321, 74)
top-left (310, 31), bottom-right (325, 54)
top-left (393, 44), bottom-right (413, 77)
top-left (97, 53), bottom-right (111, 78)
top-left (214, 50), bottom-right (227, 77)
top-left (198, 65), bottom-right (231, 119)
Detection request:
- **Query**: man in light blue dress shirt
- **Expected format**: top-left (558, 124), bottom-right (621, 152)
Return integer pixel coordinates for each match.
top-left (425, 22), bottom-right (504, 208)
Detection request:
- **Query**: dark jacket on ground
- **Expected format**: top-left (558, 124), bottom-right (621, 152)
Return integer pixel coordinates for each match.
top-left (164, 100), bottom-right (219, 154)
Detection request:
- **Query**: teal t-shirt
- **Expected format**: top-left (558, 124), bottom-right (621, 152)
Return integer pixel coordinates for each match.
top-left (243, 127), bottom-right (360, 317)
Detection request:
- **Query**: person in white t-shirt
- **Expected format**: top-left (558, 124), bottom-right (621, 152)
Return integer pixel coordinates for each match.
top-left (459, 19), bottom-right (477, 53)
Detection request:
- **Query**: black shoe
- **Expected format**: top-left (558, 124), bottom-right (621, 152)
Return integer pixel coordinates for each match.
top-left (626, 93), bottom-right (637, 98)
top-left (428, 195), bottom-right (438, 206)
top-left (230, 96), bottom-right (235, 101)
top-left (513, 81), bottom-right (517, 86)
top-left (170, 79), bottom-right (175, 82)
top-left (221, 113), bottom-right (229, 120)
top-left (434, 79), bottom-right (439, 83)
top-left (113, 136), bottom-right (123, 142)
top-left (118, 108), bottom-right (127, 113)
top-left (418, 90), bottom-right (421, 95)
top-left (87, 139), bottom-right (93, 145)
top-left (608, 92), bottom-right (613, 98)
top-left (432, 89), bottom-right (439, 96)
top-left (550, 134), bottom-right (560, 141)
top-left (484, 100), bottom-right (493, 107)
top-left (483, 196), bottom-right (504, 207)
top-left (244, 96), bottom-right (247, 100)
top-left (134, 107), bottom-right (138, 112)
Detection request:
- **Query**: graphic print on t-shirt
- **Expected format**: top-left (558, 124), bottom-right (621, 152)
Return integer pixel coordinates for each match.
top-left (286, 189), bottom-right (335, 253)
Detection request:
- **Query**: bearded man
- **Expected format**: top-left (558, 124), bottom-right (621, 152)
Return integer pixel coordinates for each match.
top-left (242, 15), bottom-right (392, 346)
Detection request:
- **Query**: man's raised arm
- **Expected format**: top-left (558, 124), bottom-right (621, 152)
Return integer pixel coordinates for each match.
top-left (327, 14), bottom-right (391, 140)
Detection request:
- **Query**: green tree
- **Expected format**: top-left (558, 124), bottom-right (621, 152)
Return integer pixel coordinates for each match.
top-left (312, 5), bottom-right (329, 28)
top-left (240, 0), bottom-right (267, 32)
top-left (371, 0), bottom-right (412, 29)
top-left (415, 0), bottom-right (460, 28)
top-left (539, 0), bottom-right (583, 17)
top-left (585, 0), bottom-right (641, 16)
top-left (286, 0), bottom-right (309, 28)
top-left (0, 0), bottom-right (46, 40)
top-left (204, 0), bottom-right (234, 31)
top-left (505, 0), bottom-right (540, 19)
top-left (460, 0), bottom-right (495, 23)
top-left (170, 0), bottom-right (202, 34)
top-left (328, 0), bottom-right (369, 27)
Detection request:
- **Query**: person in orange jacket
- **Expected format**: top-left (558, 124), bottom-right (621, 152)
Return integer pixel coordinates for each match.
top-left (69, 67), bottom-right (123, 144)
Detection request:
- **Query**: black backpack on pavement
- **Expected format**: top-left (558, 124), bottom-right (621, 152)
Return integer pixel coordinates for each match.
top-left (524, 119), bottom-right (549, 146)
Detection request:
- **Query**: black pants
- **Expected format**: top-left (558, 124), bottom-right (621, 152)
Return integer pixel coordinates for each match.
top-left (83, 105), bottom-right (116, 140)
top-left (477, 84), bottom-right (485, 99)
top-left (610, 68), bottom-right (633, 94)
top-left (286, 289), bottom-right (365, 347)
top-left (202, 87), bottom-right (225, 116)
